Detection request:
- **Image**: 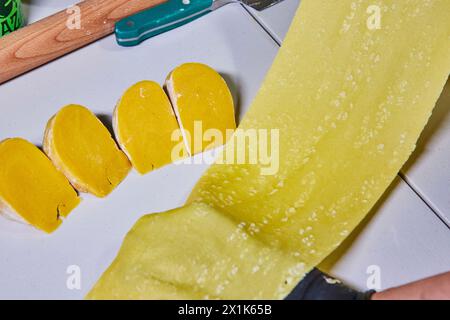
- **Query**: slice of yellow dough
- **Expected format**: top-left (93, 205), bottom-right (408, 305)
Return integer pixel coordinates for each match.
top-left (166, 63), bottom-right (236, 155)
top-left (87, 203), bottom-right (299, 299)
top-left (114, 81), bottom-right (186, 174)
top-left (44, 105), bottom-right (131, 198)
top-left (88, 0), bottom-right (450, 299)
top-left (0, 138), bottom-right (80, 233)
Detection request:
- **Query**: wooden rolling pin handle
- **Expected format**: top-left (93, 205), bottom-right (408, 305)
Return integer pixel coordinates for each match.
top-left (0, 0), bottom-right (165, 84)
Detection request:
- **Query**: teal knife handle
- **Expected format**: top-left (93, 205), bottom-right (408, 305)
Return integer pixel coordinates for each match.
top-left (115, 0), bottom-right (213, 47)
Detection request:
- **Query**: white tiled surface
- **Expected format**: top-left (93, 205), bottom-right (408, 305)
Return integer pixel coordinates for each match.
top-left (245, 0), bottom-right (300, 44)
top-left (320, 177), bottom-right (450, 291)
top-left (0, 0), bottom-right (448, 298)
top-left (402, 80), bottom-right (450, 226)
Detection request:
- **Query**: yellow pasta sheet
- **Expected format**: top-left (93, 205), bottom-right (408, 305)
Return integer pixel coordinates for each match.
top-left (87, 0), bottom-right (450, 299)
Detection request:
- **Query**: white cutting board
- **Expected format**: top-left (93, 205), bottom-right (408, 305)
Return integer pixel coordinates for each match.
top-left (0, 2), bottom-right (279, 299)
top-left (1, 0), bottom-right (449, 299)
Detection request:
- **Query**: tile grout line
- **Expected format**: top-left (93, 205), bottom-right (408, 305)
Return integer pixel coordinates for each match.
top-left (240, 3), bottom-right (450, 232)
top-left (399, 172), bottom-right (450, 230)
top-left (240, 4), bottom-right (282, 47)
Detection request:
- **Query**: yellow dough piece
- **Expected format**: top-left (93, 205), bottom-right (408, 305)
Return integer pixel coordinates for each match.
top-left (87, 203), bottom-right (300, 299)
top-left (114, 81), bottom-right (186, 174)
top-left (0, 138), bottom-right (80, 233)
top-left (44, 105), bottom-right (131, 198)
top-left (166, 63), bottom-right (236, 155)
top-left (88, 0), bottom-right (450, 299)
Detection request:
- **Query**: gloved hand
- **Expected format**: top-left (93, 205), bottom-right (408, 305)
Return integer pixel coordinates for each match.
top-left (286, 268), bottom-right (375, 300)
top-left (288, 268), bottom-right (450, 300)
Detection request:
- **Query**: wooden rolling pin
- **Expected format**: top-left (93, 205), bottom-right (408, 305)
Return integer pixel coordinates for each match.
top-left (0, 0), bottom-right (165, 84)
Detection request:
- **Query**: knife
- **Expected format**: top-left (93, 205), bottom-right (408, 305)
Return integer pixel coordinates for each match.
top-left (115, 0), bottom-right (284, 46)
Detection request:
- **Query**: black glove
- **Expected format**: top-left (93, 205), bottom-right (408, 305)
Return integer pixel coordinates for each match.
top-left (286, 268), bottom-right (375, 300)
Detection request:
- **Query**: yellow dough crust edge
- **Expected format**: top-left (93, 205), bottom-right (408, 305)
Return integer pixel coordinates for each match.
top-left (43, 116), bottom-right (90, 194)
